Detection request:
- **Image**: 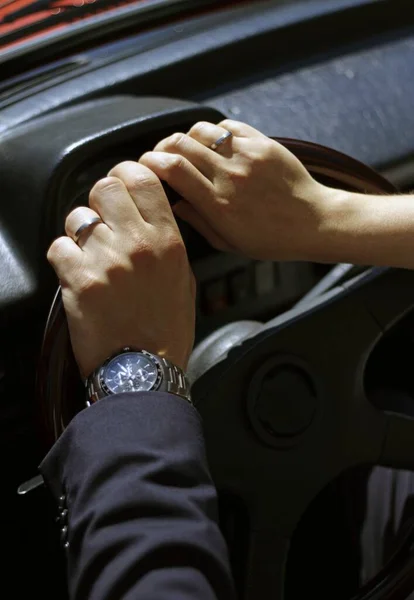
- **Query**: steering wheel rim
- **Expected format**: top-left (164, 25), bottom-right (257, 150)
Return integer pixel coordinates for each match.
top-left (37, 137), bottom-right (411, 599)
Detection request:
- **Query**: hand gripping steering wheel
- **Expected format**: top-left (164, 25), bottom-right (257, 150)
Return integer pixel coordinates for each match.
top-left (38, 138), bottom-right (414, 600)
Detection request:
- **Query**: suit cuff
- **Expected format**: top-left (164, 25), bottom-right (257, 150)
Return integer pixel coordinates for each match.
top-left (39, 392), bottom-right (202, 501)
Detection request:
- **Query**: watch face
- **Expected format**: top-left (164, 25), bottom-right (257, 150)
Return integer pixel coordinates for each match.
top-left (102, 352), bottom-right (160, 394)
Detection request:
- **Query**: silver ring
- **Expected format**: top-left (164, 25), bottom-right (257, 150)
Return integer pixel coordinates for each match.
top-left (73, 217), bottom-right (103, 244)
top-left (210, 130), bottom-right (233, 151)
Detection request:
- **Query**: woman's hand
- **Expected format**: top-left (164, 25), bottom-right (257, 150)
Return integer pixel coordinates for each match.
top-left (139, 120), bottom-right (333, 262)
top-left (47, 162), bottom-right (196, 379)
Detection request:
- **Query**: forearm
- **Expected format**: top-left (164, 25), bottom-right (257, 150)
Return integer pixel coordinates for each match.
top-left (40, 393), bottom-right (235, 600)
top-left (314, 188), bottom-right (414, 269)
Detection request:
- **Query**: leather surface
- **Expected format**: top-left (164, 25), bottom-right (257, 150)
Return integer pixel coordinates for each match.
top-left (0, 0), bottom-right (382, 124)
top-left (0, 0), bottom-right (413, 178)
top-left (206, 35), bottom-right (414, 171)
top-left (0, 96), bottom-right (224, 310)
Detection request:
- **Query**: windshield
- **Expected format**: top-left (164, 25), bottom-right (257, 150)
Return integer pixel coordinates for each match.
top-left (0, 0), bottom-right (188, 53)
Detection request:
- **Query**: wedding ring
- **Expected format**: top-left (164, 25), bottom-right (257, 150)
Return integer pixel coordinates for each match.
top-left (210, 130), bottom-right (233, 151)
top-left (73, 217), bottom-right (103, 244)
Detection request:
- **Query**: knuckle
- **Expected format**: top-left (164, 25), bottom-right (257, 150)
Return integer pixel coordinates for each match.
top-left (162, 233), bottom-right (188, 265)
top-left (238, 145), bottom-right (260, 164)
top-left (65, 206), bottom-right (84, 229)
top-left (239, 139), bottom-right (274, 166)
top-left (110, 160), bottom-right (133, 170)
top-left (164, 132), bottom-right (187, 151)
top-left (122, 163), bottom-right (161, 191)
top-left (139, 151), bottom-right (153, 164)
top-left (259, 138), bottom-right (277, 156)
top-left (90, 177), bottom-right (124, 201)
top-left (227, 164), bottom-right (251, 182)
top-left (105, 258), bottom-right (131, 280)
top-left (165, 231), bottom-right (186, 254)
top-left (133, 169), bottom-right (161, 189)
top-left (107, 161), bottom-right (136, 179)
top-left (166, 153), bottom-right (186, 172)
top-left (47, 237), bottom-right (67, 262)
top-left (128, 238), bottom-right (154, 264)
top-left (189, 121), bottom-right (209, 136)
top-left (219, 118), bottom-right (239, 131)
top-left (80, 255), bottom-right (131, 291)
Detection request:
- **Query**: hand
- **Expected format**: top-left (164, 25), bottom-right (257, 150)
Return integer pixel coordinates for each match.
top-left (139, 120), bottom-right (332, 262)
top-left (47, 163), bottom-right (196, 379)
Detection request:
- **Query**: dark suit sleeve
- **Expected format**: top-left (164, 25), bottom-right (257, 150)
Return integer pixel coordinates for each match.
top-left (39, 392), bottom-right (236, 600)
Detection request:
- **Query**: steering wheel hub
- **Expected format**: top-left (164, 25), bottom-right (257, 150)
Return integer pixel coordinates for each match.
top-left (248, 358), bottom-right (317, 442)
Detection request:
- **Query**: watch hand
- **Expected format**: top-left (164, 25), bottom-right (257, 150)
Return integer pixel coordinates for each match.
top-left (118, 363), bottom-right (128, 374)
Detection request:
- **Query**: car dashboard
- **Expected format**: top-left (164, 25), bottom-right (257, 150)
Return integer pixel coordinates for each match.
top-left (1, 0), bottom-right (414, 598)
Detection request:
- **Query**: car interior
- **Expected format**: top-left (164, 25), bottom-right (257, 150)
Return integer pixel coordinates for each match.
top-left (1, 0), bottom-right (414, 598)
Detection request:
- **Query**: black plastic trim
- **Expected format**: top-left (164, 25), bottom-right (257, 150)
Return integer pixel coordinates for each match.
top-left (1, 0), bottom-right (413, 125)
top-left (0, 0), bottom-right (222, 72)
top-left (0, 95), bottom-right (224, 311)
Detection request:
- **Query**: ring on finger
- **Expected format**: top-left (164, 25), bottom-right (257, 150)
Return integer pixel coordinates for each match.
top-left (210, 130), bottom-right (233, 151)
top-left (73, 217), bottom-right (103, 244)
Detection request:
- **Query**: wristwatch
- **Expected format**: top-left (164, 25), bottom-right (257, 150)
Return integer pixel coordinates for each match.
top-left (86, 347), bottom-right (192, 406)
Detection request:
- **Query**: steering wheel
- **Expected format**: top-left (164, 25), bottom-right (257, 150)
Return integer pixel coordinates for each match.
top-left (37, 138), bottom-right (414, 600)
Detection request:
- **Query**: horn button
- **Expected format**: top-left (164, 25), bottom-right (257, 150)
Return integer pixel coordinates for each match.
top-left (247, 358), bottom-right (317, 444)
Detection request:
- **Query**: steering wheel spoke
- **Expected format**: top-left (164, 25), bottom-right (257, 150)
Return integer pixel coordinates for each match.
top-left (193, 262), bottom-right (414, 599)
top-left (244, 528), bottom-right (290, 600)
top-left (342, 267), bottom-right (414, 333)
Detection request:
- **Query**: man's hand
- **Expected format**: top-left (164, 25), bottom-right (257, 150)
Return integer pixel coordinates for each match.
top-left (139, 120), bottom-right (333, 262)
top-left (47, 162), bottom-right (196, 379)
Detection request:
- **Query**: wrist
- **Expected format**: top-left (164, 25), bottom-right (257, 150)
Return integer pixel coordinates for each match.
top-left (86, 347), bottom-right (192, 405)
top-left (283, 182), bottom-right (351, 263)
top-left (308, 185), bottom-right (371, 264)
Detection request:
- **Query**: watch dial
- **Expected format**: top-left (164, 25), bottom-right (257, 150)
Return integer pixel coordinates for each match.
top-left (103, 352), bottom-right (159, 394)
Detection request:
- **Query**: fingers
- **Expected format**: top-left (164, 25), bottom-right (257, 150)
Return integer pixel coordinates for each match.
top-left (153, 132), bottom-right (222, 178)
top-left (107, 162), bottom-right (176, 228)
top-left (188, 118), bottom-right (265, 141)
top-left (89, 176), bottom-right (144, 231)
top-left (49, 118), bottom-right (266, 284)
top-left (174, 201), bottom-right (231, 252)
top-left (187, 121), bottom-right (235, 158)
top-left (217, 119), bottom-right (266, 139)
top-left (64, 205), bottom-right (110, 249)
top-left (47, 235), bottom-right (84, 283)
top-left (139, 151), bottom-right (215, 216)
